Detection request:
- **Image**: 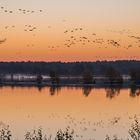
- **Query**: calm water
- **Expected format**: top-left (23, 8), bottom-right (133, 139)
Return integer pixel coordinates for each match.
top-left (0, 86), bottom-right (140, 139)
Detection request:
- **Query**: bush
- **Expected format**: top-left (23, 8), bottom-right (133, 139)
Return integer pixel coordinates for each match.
top-left (105, 67), bottom-right (123, 84)
top-left (36, 75), bottom-right (43, 84)
top-left (25, 128), bottom-right (48, 140)
top-left (55, 127), bottom-right (74, 140)
top-left (129, 118), bottom-right (140, 140)
top-left (49, 71), bottom-right (60, 85)
top-left (82, 69), bottom-right (93, 84)
top-left (130, 69), bottom-right (140, 84)
top-left (0, 125), bottom-right (12, 140)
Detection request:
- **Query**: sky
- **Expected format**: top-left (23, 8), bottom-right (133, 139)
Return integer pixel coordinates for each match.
top-left (0, 0), bottom-right (140, 62)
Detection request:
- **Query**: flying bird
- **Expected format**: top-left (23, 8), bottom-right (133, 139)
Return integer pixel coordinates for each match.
top-left (0, 38), bottom-right (7, 44)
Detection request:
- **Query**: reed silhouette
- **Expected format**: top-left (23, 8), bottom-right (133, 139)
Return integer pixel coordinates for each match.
top-left (1, 119), bottom-right (140, 140)
top-left (0, 125), bottom-right (12, 140)
top-left (55, 127), bottom-right (74, 140)
top-left (129, 118), bottom-right (140, 140)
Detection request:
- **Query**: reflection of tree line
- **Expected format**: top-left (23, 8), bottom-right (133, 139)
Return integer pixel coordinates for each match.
top-left (35, 86), bottom-right (93, 97)
top-left (39, 86), bottom-right (93, 97)
top-left (130, 86), bottom-right (140, 97)
top-left (0, 83), bottom-right (138, 98)
top-left (0, 84), bottom-right (139, 98)
top-left (82, 86), bottom-right (92, 97)
top-left (36, 86), bottom-right (140, 98)
top-left (105, 87), bottom-right (121, 99)
top-left (104, 86), bottom-right (140, 98)
top-left (50, 86), bottom-right (61, 96)
top-left (1, 66), bottom-right (140, 97)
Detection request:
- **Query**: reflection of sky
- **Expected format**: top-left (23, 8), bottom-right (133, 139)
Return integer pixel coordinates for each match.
top-left (0, 0), bottom-right (140, 61)
top-left (0, 87), bottom-right (140, 139)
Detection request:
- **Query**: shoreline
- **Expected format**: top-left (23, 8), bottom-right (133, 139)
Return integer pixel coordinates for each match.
top-left (0, 81), bottom-right (139, 88)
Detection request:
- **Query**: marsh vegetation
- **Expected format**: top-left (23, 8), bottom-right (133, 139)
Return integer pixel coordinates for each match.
top-left (1, 119), bottom-right (140, 140)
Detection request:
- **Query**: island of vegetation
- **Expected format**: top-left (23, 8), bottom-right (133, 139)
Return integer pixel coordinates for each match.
top-left (0, 60), bottom-right (140, 87)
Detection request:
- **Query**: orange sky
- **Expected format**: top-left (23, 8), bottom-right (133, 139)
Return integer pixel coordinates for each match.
top-left (0, 0), bottom-right (140, 61)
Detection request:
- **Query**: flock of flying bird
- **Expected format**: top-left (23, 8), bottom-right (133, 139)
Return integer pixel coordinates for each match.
top-left (0, 4), bottom-right (42, 47)
top-left (0, 6), bottom-right (43, 14)
top-left (63, 27), bottom-right (140, 51)
top-left (24, 25), bottom-right (37, 32)
top-left (0, 3), bottom-right (140, 60)
top-left (18, 8), bottom-right (43, 14)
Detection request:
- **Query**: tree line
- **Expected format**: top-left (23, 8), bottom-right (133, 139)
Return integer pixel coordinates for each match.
top-left (0, 61), bottom-right (140, 85)
top-left (0, 60), bottom-right (140, 75)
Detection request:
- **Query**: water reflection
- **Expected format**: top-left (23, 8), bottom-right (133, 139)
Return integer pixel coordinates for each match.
top-left (105, 87), bottom-right (121, 99)
top-left (1, 86), bottom-right (140, 99)
top-left (49, 86), bottom-right (61, 96)
top-left (37, 85), bottom-right (44, 92)
top-left (82, 86), bottom-right (92, 97)
top-left (47, 86), bottom-right (140, 98)
top-left (0, 86), bottom-right (140, 139)
top-left (130, 86), bottom-right (140, 97)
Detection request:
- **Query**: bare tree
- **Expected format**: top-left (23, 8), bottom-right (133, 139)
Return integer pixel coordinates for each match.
top-left (82, 69), bottom-right (93, 84)
top-left (36, 74), bottom-right (43, 84)
top-left (105, 67), bottom-right (123, 84)
top-left (130, 69), bottom-right (140, 84)
top-left (49, 71), bottom-right (60, 85)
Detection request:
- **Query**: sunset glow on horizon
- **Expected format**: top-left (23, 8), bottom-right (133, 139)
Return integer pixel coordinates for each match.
top-left (0, 0), bottom-right (140, 62)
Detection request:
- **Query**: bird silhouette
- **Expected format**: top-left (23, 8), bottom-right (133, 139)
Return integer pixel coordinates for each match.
top-left (0, 38), bottom-right (7, 44)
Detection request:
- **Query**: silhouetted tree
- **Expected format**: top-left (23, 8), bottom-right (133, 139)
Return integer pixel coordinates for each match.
top-left (0, 77), bottom-right (2, 84)
top-left (49, 70), bottom-right (60, 85)
top-left (105, 67), bottom-right (123, 84)
top-left (55, 74), bottom-right (60, 85)
top-left (49, 71), bottom-right (56, 84)
top-left (0, 61), bottom-right (140, 76)
top-left (10, 73), bottom-right (14, 82)
top-left (36, 74), bottom-right (43, 84)
top-left (130, 69), bottom-right (140, 84)
top-left (82, 69), bottom-right (93, 84)
top-left (0, 74), bottom-right (4, 84)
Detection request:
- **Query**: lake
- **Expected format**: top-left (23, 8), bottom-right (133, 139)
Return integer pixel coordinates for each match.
top-left (0, 86), bottom-right (140, 139)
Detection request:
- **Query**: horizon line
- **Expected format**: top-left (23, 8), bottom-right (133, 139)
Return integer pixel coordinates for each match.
top-left (0, 60), bottom-right (140, 63)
